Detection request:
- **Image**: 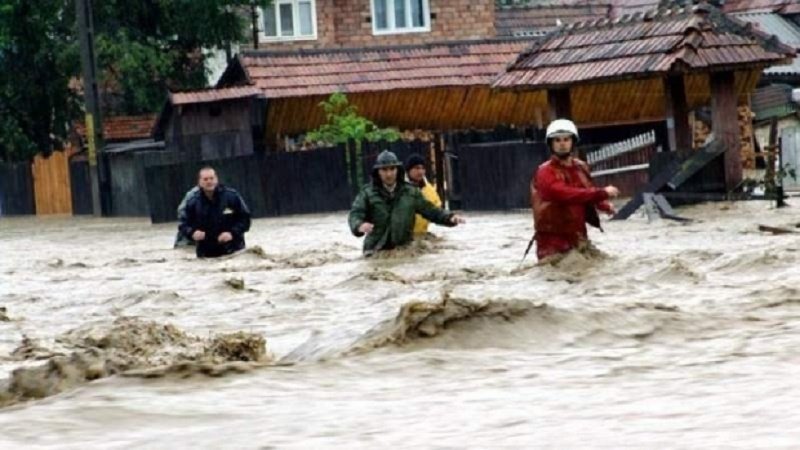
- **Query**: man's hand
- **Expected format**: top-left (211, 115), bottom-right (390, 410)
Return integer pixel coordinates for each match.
top-left (218, 232), bottom-right (233, 243)
top-left (358, 223), bottom-right (374, 235)
top-left (604, 186), bottom-right (620, 198)
top-left (192, 230), bottom-right (206, 241)
top-left (450, 215), bottom-right (466, 225)
top-left (605, 207), bottom-right (617, 217)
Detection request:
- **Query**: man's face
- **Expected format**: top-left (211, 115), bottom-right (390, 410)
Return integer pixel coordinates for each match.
top-left (551, 135), bottom-right (574, 158)
top-left (198, 169), bottom-right (218, 193)
top-left (378, 166), bottom-right (398, 186)
top-left (408, 165), bottom-right (425, 183)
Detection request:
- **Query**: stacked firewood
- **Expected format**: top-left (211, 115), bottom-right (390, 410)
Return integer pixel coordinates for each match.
top-left (400, 129), bottom-right (435, 142)
top-left (691, 105), bottom-right (756, 168)
top-left (739, 104), bottom-right (756, 170)
top-left (692, 112), bottom-right (711, 149)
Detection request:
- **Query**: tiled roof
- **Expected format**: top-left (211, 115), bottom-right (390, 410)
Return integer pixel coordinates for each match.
top-left (611, 0), bottom-right (662, 16)
top-left (494, 4), bottom-right (795, 89)
top-left (751, 84), bottom-right (797, 120)
top-left (169, 86), bottom-right (263, 105)
top-left (723, 0), bottom-right (797, 14)
top-left (495, 3), bottom-right (612, 37)
top-left (733, 11), bottom-right (800, 75)
top-left (782, 3), bottom-right (800, 15)
top-left (228, 39), bottom-right (532, 99)
top-left (73, 115), bottom-right (156, 142)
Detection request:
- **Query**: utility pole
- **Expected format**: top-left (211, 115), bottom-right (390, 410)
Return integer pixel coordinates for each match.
top-left (76, 0), bottom-right (104, 216)
top-left (251, 2), bottom-right (259, 49)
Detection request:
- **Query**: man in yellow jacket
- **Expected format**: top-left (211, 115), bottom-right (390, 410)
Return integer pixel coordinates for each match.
top-left (405, 154), bottom-right (443, 236)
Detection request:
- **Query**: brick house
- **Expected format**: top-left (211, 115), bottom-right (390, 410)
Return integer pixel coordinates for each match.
top-left (252, 0), bottom-right (495, 49)
top-left (247, 0), bottom-right (728, 51)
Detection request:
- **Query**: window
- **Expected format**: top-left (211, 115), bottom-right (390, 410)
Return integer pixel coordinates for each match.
top-left (372, 0), bottom-right (430, 34)
top-left (260, 0), bottom-right (316, 41)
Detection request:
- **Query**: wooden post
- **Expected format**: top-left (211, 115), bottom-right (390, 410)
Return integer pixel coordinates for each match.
top-left (347, 138), bottom-right (359, 198)
top-left (434, 134), bottom-right (446, 204)
top-left (765, 117), bottom-right (778, 193)
top-left (76, 0), bottom-right (104, 216)
top-left (663, 75), bottom-right (691, 152)
top-left (547, 88), bottom-right (572, 121)
top-left (251, 3), bottom-right (259, 50)
top-left (710, 71), bottom-right (742, 191)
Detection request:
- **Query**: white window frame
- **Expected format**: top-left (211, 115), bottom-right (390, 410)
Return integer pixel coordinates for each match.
top-left (371, 0), bottom-right (431, 35)
top-left (258, 0), bottom-right (318, 42)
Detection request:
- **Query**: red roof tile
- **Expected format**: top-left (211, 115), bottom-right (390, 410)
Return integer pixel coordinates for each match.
top-left (781, 3), bottom-right (800, 15)
top-left (231, 39), bottom-right (531, 99)
top-left (494, 4), bottom-right (796, 89)
top-left (611, 0), bottom-right (662, 16)
top-left (169, 86), bottom-right (262, 105)
top-left (723, 0), bottom-right (796, 13)
top-left (495, 3), bottom-right (613, 37)
top-left (73, 115), bottom-right (156, 142)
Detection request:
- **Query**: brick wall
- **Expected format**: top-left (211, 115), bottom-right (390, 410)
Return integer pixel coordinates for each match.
top-left (246, 0), bottom-right (495, 51)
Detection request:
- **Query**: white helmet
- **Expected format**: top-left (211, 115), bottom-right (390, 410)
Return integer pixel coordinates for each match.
top-left (546, 119), bottom-right (579, 141)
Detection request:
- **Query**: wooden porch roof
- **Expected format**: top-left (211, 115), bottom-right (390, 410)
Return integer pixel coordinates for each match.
top-left (493, 3), bottom-right (795, 90)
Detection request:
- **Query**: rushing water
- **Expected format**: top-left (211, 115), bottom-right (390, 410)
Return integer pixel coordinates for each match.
top-left (1, 201), bottom-right (799, 448)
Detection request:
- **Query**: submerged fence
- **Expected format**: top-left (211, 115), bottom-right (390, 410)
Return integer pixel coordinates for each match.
top-left (0, 162), bottom-right (35, 216)
top-left (5, 125), bottom-right (685, 220)
top-left (144, 146), bottom-right (353, 223)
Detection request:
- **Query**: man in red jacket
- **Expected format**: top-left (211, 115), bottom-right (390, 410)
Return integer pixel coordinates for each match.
top-left (530, 119), bottom-right (620, 260)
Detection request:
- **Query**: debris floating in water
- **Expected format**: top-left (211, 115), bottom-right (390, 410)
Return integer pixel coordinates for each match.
top-left (758, 224), bottom-right (796, 235)
top-left (225, 277), bottom-right (246, 290)
top-left (0, 317), bottom-right (273, 408)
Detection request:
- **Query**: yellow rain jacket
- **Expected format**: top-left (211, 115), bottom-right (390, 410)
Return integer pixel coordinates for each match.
top-left (412, 178), bottom-right (442, 235)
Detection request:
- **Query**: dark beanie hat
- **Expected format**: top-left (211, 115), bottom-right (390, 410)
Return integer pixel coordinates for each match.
top-left (405, 154), bottom-right (426, 171)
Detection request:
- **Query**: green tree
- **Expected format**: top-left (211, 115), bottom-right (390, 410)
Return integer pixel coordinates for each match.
top-left (0, 0), bottom-right (268, 162)
top-left (0, 0), bottom-right (79, 161)
top-left (306, 92), bottom-right (400, 145)
top-left (91, 0), bottom-right (271, 115)
top-left (305, 92), bottom-right (400, 186)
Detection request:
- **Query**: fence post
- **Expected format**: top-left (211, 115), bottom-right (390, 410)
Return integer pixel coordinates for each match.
top-left (347, 139), bottom-right (359, 198)
top-left (434, 133), bottom-right (446, 204)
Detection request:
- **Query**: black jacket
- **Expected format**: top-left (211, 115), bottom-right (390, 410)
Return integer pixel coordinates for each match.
top-left (178, 186), bottom-right (251, 258)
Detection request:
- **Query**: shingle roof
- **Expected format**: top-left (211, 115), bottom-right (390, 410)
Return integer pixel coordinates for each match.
top-left (495, 3), bottom-right (612, 37)
top-left (73, 115), bottom-right (156, 142)
top-left (782, 3), bottom-right (800, 15)
top-left (612, 0), bottom-right (662, 16)
top-left (169, 86), bottom-right (263, 105)
top-left (733, 11), bottom-right (800, 75)
top-left (227, 39), bottom-right (532, 99)
top-left (494, 4), bottom-right (795, 89)
top-left (723, 0), bottom-right (797, 14)
top-left (751, 83), bottom-right (798, 121)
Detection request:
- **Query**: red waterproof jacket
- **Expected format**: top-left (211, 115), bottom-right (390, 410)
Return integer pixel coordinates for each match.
top-left (530, 156), bottom-right (612, 260)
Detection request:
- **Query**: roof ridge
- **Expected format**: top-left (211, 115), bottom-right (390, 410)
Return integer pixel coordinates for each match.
top-left (168, 85), bottom-right (258, 94)
top-left (495, 2), bottom-right (612, 11)
top-left (240, 37), bottom-right (534, 59)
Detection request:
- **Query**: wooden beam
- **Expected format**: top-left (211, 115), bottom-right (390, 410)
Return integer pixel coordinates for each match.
top-left (612, 157), bottom-right (683, 221)
top-left (547, 88), bottom-right (572, 121)
top-left (710, 71), bottom-right (742, 191)
top-left (663, 75), bottom-right (691, 152)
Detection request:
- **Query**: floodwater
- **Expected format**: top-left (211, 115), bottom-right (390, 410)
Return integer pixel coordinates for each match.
top-left (1, 202), bottom-right (799, 448)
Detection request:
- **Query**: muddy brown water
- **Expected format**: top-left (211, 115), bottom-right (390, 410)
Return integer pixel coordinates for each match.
top-left (1, 202), bottom-right (799, 448)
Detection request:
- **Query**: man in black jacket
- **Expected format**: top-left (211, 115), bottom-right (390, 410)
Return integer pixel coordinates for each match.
top-left (178, 166), bottom-right (251, 258)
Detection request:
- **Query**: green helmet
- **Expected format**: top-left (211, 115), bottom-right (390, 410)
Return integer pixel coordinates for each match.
top-left (373, 150), bottom-right (402, 170)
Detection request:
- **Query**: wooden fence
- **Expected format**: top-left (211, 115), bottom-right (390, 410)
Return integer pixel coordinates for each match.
top-left (143, 146), bottom-right (352, 223)
top-left (587, 131), bottom-right (659, 198)
top-left (456, 141), bottom-right (550, 210)
top-left (0, 162), bottom-right (35, 216)
top-left (32, 149), bottom-right (74, 215)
